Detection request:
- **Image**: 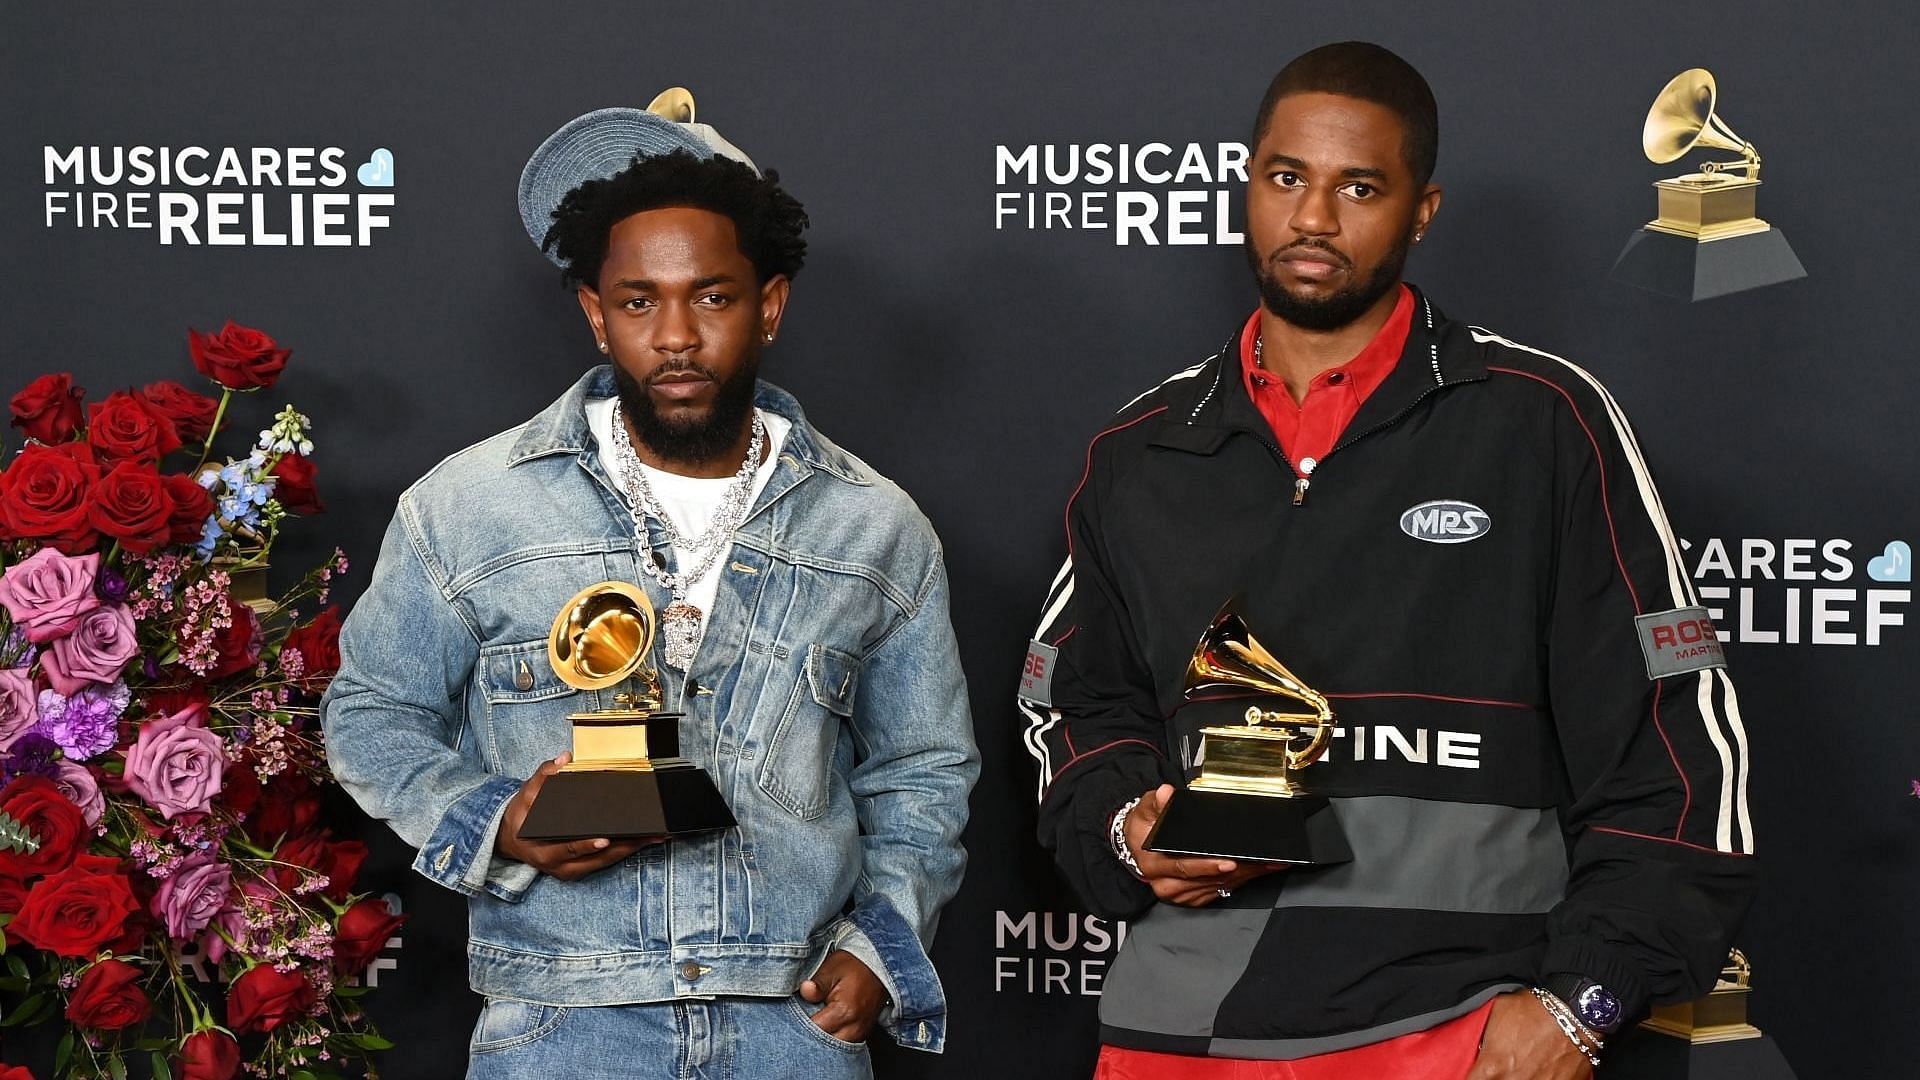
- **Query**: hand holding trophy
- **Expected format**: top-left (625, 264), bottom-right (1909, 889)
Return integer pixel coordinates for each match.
top-left (1145, 600), bottom-right (1352, 866)
top-left (513, 581), bottom-right (736, 842)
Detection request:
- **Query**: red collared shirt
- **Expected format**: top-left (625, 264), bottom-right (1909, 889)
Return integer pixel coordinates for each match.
top-left (1240, 284), bottom-right (1415, 479)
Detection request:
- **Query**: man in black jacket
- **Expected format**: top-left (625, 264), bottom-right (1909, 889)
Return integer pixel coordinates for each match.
top-left (1019, 42), bottom-right (1754, 1080)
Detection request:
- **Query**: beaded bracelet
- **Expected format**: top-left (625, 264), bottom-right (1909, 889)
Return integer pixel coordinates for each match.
top-left (1530, 987), bottom-right (1604, 1067)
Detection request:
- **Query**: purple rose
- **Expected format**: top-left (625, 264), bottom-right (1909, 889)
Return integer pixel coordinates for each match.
top-left (152, 855), bottom-right (233, 941)
top-left (41, 604), bottom-right (138, 696)
top-left (123, 705), bottom-right (225, 819)
top-left (50, 758), bottom-right (105, 826)
top-left (0, 667), bottom-right (37, 750)
top-left (0, 549), bottom-right (101, 643)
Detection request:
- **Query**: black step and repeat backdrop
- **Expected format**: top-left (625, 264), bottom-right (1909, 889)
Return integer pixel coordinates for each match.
top-left (3, 2), bottom-right (1913, 1076)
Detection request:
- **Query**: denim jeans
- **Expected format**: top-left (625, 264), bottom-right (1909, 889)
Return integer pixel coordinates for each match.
top-left (466, 994), bottom-right (873, 1079)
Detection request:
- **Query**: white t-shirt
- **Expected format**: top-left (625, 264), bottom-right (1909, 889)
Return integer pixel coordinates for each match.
top-left (585, 397), bottom-right (789, 648)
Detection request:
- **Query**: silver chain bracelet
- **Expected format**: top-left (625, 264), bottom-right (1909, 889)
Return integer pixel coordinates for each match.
top-left (1530, 987), bottom-right (1603, 1067)
top-left (1109, 797), bottom-right (1145, 880)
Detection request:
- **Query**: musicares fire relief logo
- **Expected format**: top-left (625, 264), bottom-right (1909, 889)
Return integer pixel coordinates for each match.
top-left (42, 143), bottom-right (396, 247)
top-left (994, 140), bottom-right (1248, 246)
top-left (994, 910), bottom-right (1127, 996)
top-left (1685, 536), bottom-right (1909, 645)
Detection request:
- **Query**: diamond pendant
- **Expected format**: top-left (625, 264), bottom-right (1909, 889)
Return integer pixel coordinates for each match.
top-left (660, 600), bottom-right (705, 670)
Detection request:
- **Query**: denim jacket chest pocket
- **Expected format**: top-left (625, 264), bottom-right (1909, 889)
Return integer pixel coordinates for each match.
top-left (477, 638), bottom-right (576, 776)
top-left (756, 644), bottom-right (860, 820)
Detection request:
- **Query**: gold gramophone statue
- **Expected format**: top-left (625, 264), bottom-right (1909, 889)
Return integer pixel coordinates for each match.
top-left (515, 581), bottom-right (736, 842)
top-left (1611, 68), bottom-right (1805, 301)
top-left (1145, 602), bottom-right (1351, 865)
top-left (1605, 949), bottom-right (1800, 1078)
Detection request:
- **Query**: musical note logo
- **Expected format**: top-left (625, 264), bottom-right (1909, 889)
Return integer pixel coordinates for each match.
top-left (356, 148), bottom-right (395, 187)
top-left (1867, 540), bottom-right (1911, 583)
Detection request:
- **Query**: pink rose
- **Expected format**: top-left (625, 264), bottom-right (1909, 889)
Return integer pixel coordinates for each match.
top-left (0, 669), bottom-right (37, 751)
top-left (151, 855), bottom-right (232, 941)
top-left (41, 604), bottom-right (139, 697)
top-left (123, 705), bottom-right (224, 819)
top-left (0, 549), bottom-right (101, 643)
top-left (50, 760), bottom-right (104, 826)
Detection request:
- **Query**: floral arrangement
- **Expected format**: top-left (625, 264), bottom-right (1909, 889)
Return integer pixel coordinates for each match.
top-left (0, 323), bottom-right (398, 1079)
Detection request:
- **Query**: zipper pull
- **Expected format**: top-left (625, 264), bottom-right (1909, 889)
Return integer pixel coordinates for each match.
top-left (1292, 477), bottom-right (1310, 506)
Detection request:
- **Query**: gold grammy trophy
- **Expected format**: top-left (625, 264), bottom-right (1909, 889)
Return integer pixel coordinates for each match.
top-left (1611, 68), bottom-right (1805, 301)
top-left (1605, 950), bottom-right (1800, 1079)
top-left (515, 581), bottom-right (736, 842)
top-left (1145, 603), bottom-right (1352, 865)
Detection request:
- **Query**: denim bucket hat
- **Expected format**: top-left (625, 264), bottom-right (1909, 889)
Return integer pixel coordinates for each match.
top-left (518, 88), bottom-right (759, 266)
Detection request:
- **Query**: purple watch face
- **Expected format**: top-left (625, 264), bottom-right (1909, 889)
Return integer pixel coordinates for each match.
top-left (1574, 983), bottom-right (1623, 1032)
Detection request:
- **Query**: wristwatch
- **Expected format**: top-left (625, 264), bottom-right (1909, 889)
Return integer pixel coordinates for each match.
top-left (1544, 975), bottom-right (1624, 1036)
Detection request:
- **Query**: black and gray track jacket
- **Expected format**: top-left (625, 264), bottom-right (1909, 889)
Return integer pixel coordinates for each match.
top-left (1018, 286), bottom-right (1757, 1058)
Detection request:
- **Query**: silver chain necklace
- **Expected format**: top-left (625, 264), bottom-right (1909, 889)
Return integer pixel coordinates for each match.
top-left (610, 400), bottom-right (766, 669)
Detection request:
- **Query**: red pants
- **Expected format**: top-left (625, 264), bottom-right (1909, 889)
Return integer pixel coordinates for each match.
top-left (1094, 1001), bottom-right (1494, 1080)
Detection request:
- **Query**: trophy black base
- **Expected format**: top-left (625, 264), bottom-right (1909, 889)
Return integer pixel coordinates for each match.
top-left (517, 763), bottom-right (736, 842)
top-left (1145, 789), bottom-right (1352, 865)
top-left (1602, 1026), bottom-right (1798, 1080)
top-left (1609, 227), bottom-right (1805, 302)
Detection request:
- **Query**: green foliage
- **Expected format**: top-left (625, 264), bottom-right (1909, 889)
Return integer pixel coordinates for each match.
top-left (0, 809), bottom-right (40, 855)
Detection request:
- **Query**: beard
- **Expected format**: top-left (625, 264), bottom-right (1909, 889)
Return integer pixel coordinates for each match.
top-left (1246, 234), bottom-right (1411, 332)
top-left (612, 353), bottom-right (760, 468)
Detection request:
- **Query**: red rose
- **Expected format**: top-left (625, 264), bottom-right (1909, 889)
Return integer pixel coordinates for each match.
top-left (253, 771), bottom-right (319, 839)
top-left (333, 897), bottom-right (406, 975)
top-left (189, 322), bottom-right (289, 391)
top-left (0, 1065), bottom-right (35, 1080)
top-left (160, 473), bottom-right (216, 546)
top-left (87, 459), bottom-right (173, 554)
top-left (139, 381), bottom-right (222, 443)
top-left (324, 839), bottom-right (369, 900)
top-left (0, 776), bottom-right (87, 880)
top-left (272, 831), bottom-right (367, 900)
top-left (145, 677), bottom-right (211, 719)
top-left (225, 964), bottom-right (316, 1034)
top-left (85, 391), bottom-right (181, 466)
top-left (65, 958), bottom-right (151, 1031)
top-left (207, 593), bottom-right (262, 679)
top-left (216, 758), bottom-right (261, 817)
top-left (0, 875), bottom-right (27, 915)
top-left (0, 442), bottom-right (98, 553)
top-left (268, 453), bottom-right (324, 515)
top-left (177, 1029), bottom-right (241, 1080)
top-left (10, 374), bottom-right (85, 445)
top-left (282, 607), bottom-right (343, 690)
top-left (11, 858), bottom-right (140, 957)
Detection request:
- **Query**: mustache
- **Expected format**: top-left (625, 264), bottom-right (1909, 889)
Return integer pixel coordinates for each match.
top-left (1268, 239), bottom-right (1352, 270)
top-left (647, 360), bottom-right (720, 384)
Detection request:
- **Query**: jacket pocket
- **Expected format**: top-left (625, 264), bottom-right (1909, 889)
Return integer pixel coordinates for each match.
top-left (478, 639), bottom-right (577, 775)
top-left (756, 644), bottom-right (860, 820)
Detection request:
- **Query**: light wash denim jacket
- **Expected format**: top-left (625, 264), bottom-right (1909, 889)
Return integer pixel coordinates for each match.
top-left (321, 367), bottom-right (978, 1052)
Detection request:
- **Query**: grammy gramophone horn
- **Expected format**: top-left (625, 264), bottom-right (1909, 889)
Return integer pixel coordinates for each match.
top-left (1641, 68), bottom-right (1760, 176)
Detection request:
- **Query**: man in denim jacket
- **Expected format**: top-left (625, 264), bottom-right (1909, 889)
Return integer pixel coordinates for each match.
top-left (322, 103), bottom-right (978, 1078)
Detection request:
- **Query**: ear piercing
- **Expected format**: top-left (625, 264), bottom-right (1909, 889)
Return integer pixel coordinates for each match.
top-left (597, 341), bottom-right (608, 353)
top-left (764, 332), bottom-right (774, 343)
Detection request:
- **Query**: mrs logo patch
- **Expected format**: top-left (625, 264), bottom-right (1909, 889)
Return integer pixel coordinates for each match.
top-left (1399, 500), bottom-right (1492, 544)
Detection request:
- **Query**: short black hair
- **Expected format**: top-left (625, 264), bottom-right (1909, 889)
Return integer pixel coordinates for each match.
top-left (1253, 41), bottom-right (1439, 186)
top-left (543, 150), bottom-right (809, 289)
